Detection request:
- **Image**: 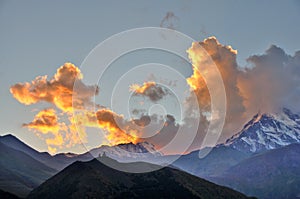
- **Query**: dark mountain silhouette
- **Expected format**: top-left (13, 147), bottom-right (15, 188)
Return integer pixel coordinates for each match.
top-left (0, 134), bottom-right (83, 170)
top-left (0, 189), bottom-right (20, 199)
top-left (1, 108), bottom-right (299, 198)
top-left (170, 109), bottom-right (300, 198)
top-left (28, 157), bottom-right (254, 199)
top-left (211, 143), bottom-right (300, 199)
top-left (0, 134), bottom-right (51, 161)
top-left (0, 134), bottom-right (162, 171)
top-left (173, 145), bottom-right (251, 177)
top-left (0, 141), bottom-right (56, 198)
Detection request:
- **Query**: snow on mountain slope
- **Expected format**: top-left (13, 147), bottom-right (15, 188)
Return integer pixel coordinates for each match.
top-left (86, 141), bottom-right (162, 160)
top-left (224, 108), bottom-right (300, 153)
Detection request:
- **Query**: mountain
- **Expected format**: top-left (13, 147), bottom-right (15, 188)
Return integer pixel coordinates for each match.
top-left (224, 108), bottom-right (300, 153)
top-left (0, 134), bottom-right (70, 170)
top-left (0, 189), bottom-right (20, 199)
top-left (172, 145), bottom-right (251, 177)
top-left (0, 141), bottom-right (56, 198)
top-left (0, 134), bottom-right (51, 160)
top-left (211, 143), bottom-right (300, 199)
top-left (28, 156), bottom-right (254, 199)
top-left (170, 108), bottom-right (300, 198)
top-left (0, 134), bottom-right (163, 197)
top-left (50, 141), bottom-right (162, 169)
top-left (84, 141), bottom-right (161, 161)
top-left (0, 134), bottom-right (160, 170)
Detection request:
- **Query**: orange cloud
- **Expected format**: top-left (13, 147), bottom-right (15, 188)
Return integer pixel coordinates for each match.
top-left (10, 63), bottom-right (99, 153)
top-left (95, 109), bottom-right (139, 145)
top-left (10, 62), bottom-right (98, 112)
top-left (12, 37), bottom-right (298, 155)
top-left (185, 36), bottom-right (247, 143)
top-left (23, 109), bottom-right (65, 154)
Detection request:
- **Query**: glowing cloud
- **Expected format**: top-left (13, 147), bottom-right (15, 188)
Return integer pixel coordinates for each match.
top-left (10, 36), bottom-right (300, 154)
top-left (10, 63), bottom-right (98, 153)
top-left (185, 36), bottom-right (300, 146)
top-left (10, 62), bottom-right (98, 112)
top-left (95, 109), bottom-right (139, 145)
top-left (185, 36), bottom-right (247, 144)
top-left (23, 109), bottom-right (65, 154)
top-left (10, 60), bottom-right (143, 153)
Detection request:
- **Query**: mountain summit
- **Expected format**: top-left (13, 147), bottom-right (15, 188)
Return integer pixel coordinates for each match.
top-left (224, 108), bottom-right (300, 153)
top-left (87, 141), bottom-right (162, 160)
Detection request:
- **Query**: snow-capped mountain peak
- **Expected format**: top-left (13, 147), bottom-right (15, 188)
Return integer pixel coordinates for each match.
top-left (87, 141), bottom-right (162, 160)
top-left (224, 108), bottom-right (300, 153)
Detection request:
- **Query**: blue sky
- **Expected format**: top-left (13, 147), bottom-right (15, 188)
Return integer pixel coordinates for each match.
top-left (0, 0), bottom-right (299, 153)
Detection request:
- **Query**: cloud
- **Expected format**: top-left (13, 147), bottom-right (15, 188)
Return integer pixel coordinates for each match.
top-left (160, 11), bottom-right (180, 30)
top-left (23, 109), bottom-right (65, 154)
top-left (10, 63), bottom-right (98, 153)
top-left (130, 81), bottom-right (169, 102)
top-left (238, 45), bottom-right (300, 115)
top-left (10, 37), bottom-right (300, 154)
top-left (186, 37), bottom-right (246, 138)
top-left (133, 115), bottom-right (151, 127)
top-left (140, 114), bottom-right (178, 149)
top-left (10, 62), bottom-right (99, 112)
top-left (10, 63), bottom-right (155, 152)
top-left (95, 109), bottom-right (138, 145)
top-left (185, 36), bottom-right (300, 146)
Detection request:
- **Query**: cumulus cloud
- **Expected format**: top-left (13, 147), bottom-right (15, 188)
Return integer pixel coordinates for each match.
top-left (10, 63), bottom-right (98, 112)
top-left (10, 63), bottom-right (159, 152)
top-left (184, 36), bottom-right (300, 145)
top-left (130, 81), bottom-right (169, 102)
top-left (238, 45), bottom-right (300, 115)
top-left (10, 37), bottom-right (300, 154)
top-left (10, 63), bottom-right (99, 153)
top-left (186, 37), bottom-right (247, 141)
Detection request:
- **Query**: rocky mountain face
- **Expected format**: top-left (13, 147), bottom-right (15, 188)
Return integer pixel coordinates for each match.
top-left (223, 108), bottom-right (300, 153)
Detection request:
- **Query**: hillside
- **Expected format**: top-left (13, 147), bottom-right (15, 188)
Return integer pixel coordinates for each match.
top-left (211, 144), bottom-right (300, 199)
top-left (0, 142), bottom-right (56, 197)
top-left (28, 157), bottom-right (254, 199)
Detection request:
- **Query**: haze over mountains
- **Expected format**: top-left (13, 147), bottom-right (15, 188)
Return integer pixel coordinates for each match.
top-left (0, 108), bottom-right (300, 198)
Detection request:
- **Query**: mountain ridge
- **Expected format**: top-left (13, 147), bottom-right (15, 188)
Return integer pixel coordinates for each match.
top-left (0, 141), bottom-right (56, 197)
top-left (28, 157), bottom-right (254, 199)
top-left (211, 143), bottom-right (300, 199)
top-left (222, 108), bottom-right (300, 153)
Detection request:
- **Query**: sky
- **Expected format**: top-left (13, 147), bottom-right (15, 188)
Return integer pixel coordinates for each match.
top-left (1, 0), bottom-right (300, 154)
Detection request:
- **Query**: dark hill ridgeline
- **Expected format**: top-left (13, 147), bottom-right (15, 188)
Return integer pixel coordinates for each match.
top-left (28, 157), bottom-right (254, 199)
